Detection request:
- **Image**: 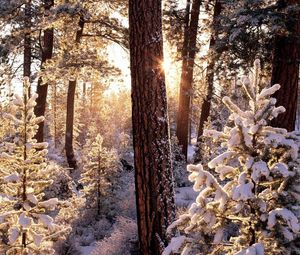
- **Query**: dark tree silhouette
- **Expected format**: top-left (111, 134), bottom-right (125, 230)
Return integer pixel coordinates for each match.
top-left (197, 0), bottom-right (222, 142)
top-left (176, 0), bottom-right (201, 159)
top-left (65, 16), bottom-right (84, 170)
top-left (34, 0), bottom-right (54, 143)
top-left (23, 0), bottom-right (32, 96)
top-left (271, 0), bottom-right (300, 131)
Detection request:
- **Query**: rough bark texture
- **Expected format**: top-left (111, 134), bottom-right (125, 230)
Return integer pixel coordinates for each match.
top-left (270, 0), bottom-right (300, 131)
top-left (23, 1), bottom-right (31, 96)
top-left (34, 0), bottom-right (54, 143)
top-left (129, 1), bottom-right (175, 254)
top-left (176, 0), bottom-right (201, 159)
top-left (197, 0), bottom-right (222, 142)
top-left (65, 16), bottom-right (84, 170)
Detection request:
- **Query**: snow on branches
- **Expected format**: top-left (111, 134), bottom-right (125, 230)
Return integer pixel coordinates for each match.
top-left (164, 60), bottom-right (300, 255)
top-left (80, 134), bottom-right (119, 217)
top-left (0, 78), bottom-right (69, 255)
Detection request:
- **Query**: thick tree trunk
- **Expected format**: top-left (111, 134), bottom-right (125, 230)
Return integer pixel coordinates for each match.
top-left (176, 0), bottom-right (201, 159)
top-left (34, 0), bottom-right (54, 143)
top-left (65, 16), bottom-right (85, 170)
top-left (270, 0), bottom-right (300, 131)
top-left (23, 1), bottom-right (31, 97)
top-left (129, 1), bottom-right (175, 254)
top-left (197, 0), bottom-right (222, 142)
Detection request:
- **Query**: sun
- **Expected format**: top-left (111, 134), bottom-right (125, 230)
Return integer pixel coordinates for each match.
top-left (162, 57), bottom-right (171, 72)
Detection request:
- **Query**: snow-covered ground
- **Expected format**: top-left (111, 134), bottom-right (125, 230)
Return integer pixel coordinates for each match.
top-left (80, 246), bottom-right (95, 255)
top-left (187, 138), bottom-right (197, 162)
top-left (79, 186), bottom-right (197, 255)
top-left (175, 186), bottom-right (197, 208)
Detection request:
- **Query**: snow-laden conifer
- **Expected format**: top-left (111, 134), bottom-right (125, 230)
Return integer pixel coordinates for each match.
top-left (0, 78), bottom-right (68, 255)
top-left (80, 134), bottom-right (119, 217)
top-left (165, 60), bottom-right (300, 255)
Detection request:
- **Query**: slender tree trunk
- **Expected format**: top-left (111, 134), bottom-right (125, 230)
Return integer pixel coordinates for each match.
top-left (270, 0), bottom-right (300, 131)
top-left (82, 82), bottom-right (86, 106)
top-left (21, 80), bottom-right (30, 250)
top-left (189, 94), bottom-right (193, 144)
top-left (176, 0), bottom-right (201, 159)
top-left (53, 84), bottom-right (58, 149)
top-left (23, 1), bottom-right (31, 97)
top-left (197, 0), bottom-right (222, 142)
top-left (129, 0), bottom-right (175, 254)
top-left (34, 0), bottom-right (54, 143)
top-left (65, 81), bottom-right (77, 169)
top-left (97, 157), bottom-right (101, 216)
top-left (65, 16), bottom-right (84, 170)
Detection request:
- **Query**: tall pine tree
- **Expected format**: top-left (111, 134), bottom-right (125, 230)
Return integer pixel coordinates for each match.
top-left (129, 0), bottom-right (175, 253)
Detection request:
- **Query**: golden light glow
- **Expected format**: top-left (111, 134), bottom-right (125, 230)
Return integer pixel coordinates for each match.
top-left (162, 57), bottom-right (171, 73)
top-left (162, 47), bottom-right (181, 95)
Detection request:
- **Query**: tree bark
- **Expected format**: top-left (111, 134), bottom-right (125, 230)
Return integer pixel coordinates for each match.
top-left (197, 0), bottom-right (222, 142)
top-left (129, 1), bottom-right (175, 254)
top-left (23, 1), bottom-right (32, 97)
top-left (34, 0), bottom-right (54, 143)
top-left (176, 0), bottom-right (201, 159)
top-left (270, 0), bottom-right (300, 131)
top-left (65, 16), bottom-right (84, 170)
top-left (53, 84), bottom-right (58, 149)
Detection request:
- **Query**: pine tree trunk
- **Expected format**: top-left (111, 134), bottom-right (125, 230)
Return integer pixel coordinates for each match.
top-left (270, 0), bottom-right (300, 131)
top-left (65, 16), bottom-right (84, 170)
top-left (82, 83), bottom-right (86, 106)
top-left (129, 0), bottom-right (175, 254)
top-left (176, 0), bottom-right (201, 159)
top-left (65, 81), bottom-right (77, 169)
top-left (53, 84), bottom-right (58, 149)
top-left (197, 0), bottom-right (222, 142)
top-left (23, 1), bottom-right (31, 97)
top-left (97, 158), bottom-right (101, 217)
top-left (34, 0), bottom-right (54, 143)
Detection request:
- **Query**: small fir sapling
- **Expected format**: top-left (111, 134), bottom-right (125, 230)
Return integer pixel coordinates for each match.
top-left (164, 60), bottom-right (300, 255)
top-left (0, 78), bottom-right (69, 255)
top-left (80, 134), bottom-right (119, 217)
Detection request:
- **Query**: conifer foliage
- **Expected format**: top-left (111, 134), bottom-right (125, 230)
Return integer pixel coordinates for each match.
top-left (165, 60), bottom-right (300, 255)
top-left (80, 134), bottom-right (119, 217)
top-left (0, 78), bottom-right (66, 255)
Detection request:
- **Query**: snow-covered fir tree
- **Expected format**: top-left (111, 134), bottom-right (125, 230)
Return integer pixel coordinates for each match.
top-left (0, 78), bottom-right (68, 255)
top-left (164, 60), bottom-right (300, 255)
top-left (80, 134), bottom-right (119, 217)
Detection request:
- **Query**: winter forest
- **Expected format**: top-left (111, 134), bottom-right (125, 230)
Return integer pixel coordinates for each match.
top-left (0, 0), bottom-right (299, 254)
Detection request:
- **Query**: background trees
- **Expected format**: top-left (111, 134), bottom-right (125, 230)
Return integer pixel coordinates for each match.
top-left (0, 0), bottom-right (299, 254)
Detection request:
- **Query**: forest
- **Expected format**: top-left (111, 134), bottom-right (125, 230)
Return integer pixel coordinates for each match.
top-left (0, 0), bottom-right (299, 254)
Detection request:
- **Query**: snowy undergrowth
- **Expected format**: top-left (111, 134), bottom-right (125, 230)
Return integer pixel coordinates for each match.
top-left (91, 216), bottom-right (138, 255)
top-left (56, 155), bottom-right (137, 254)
